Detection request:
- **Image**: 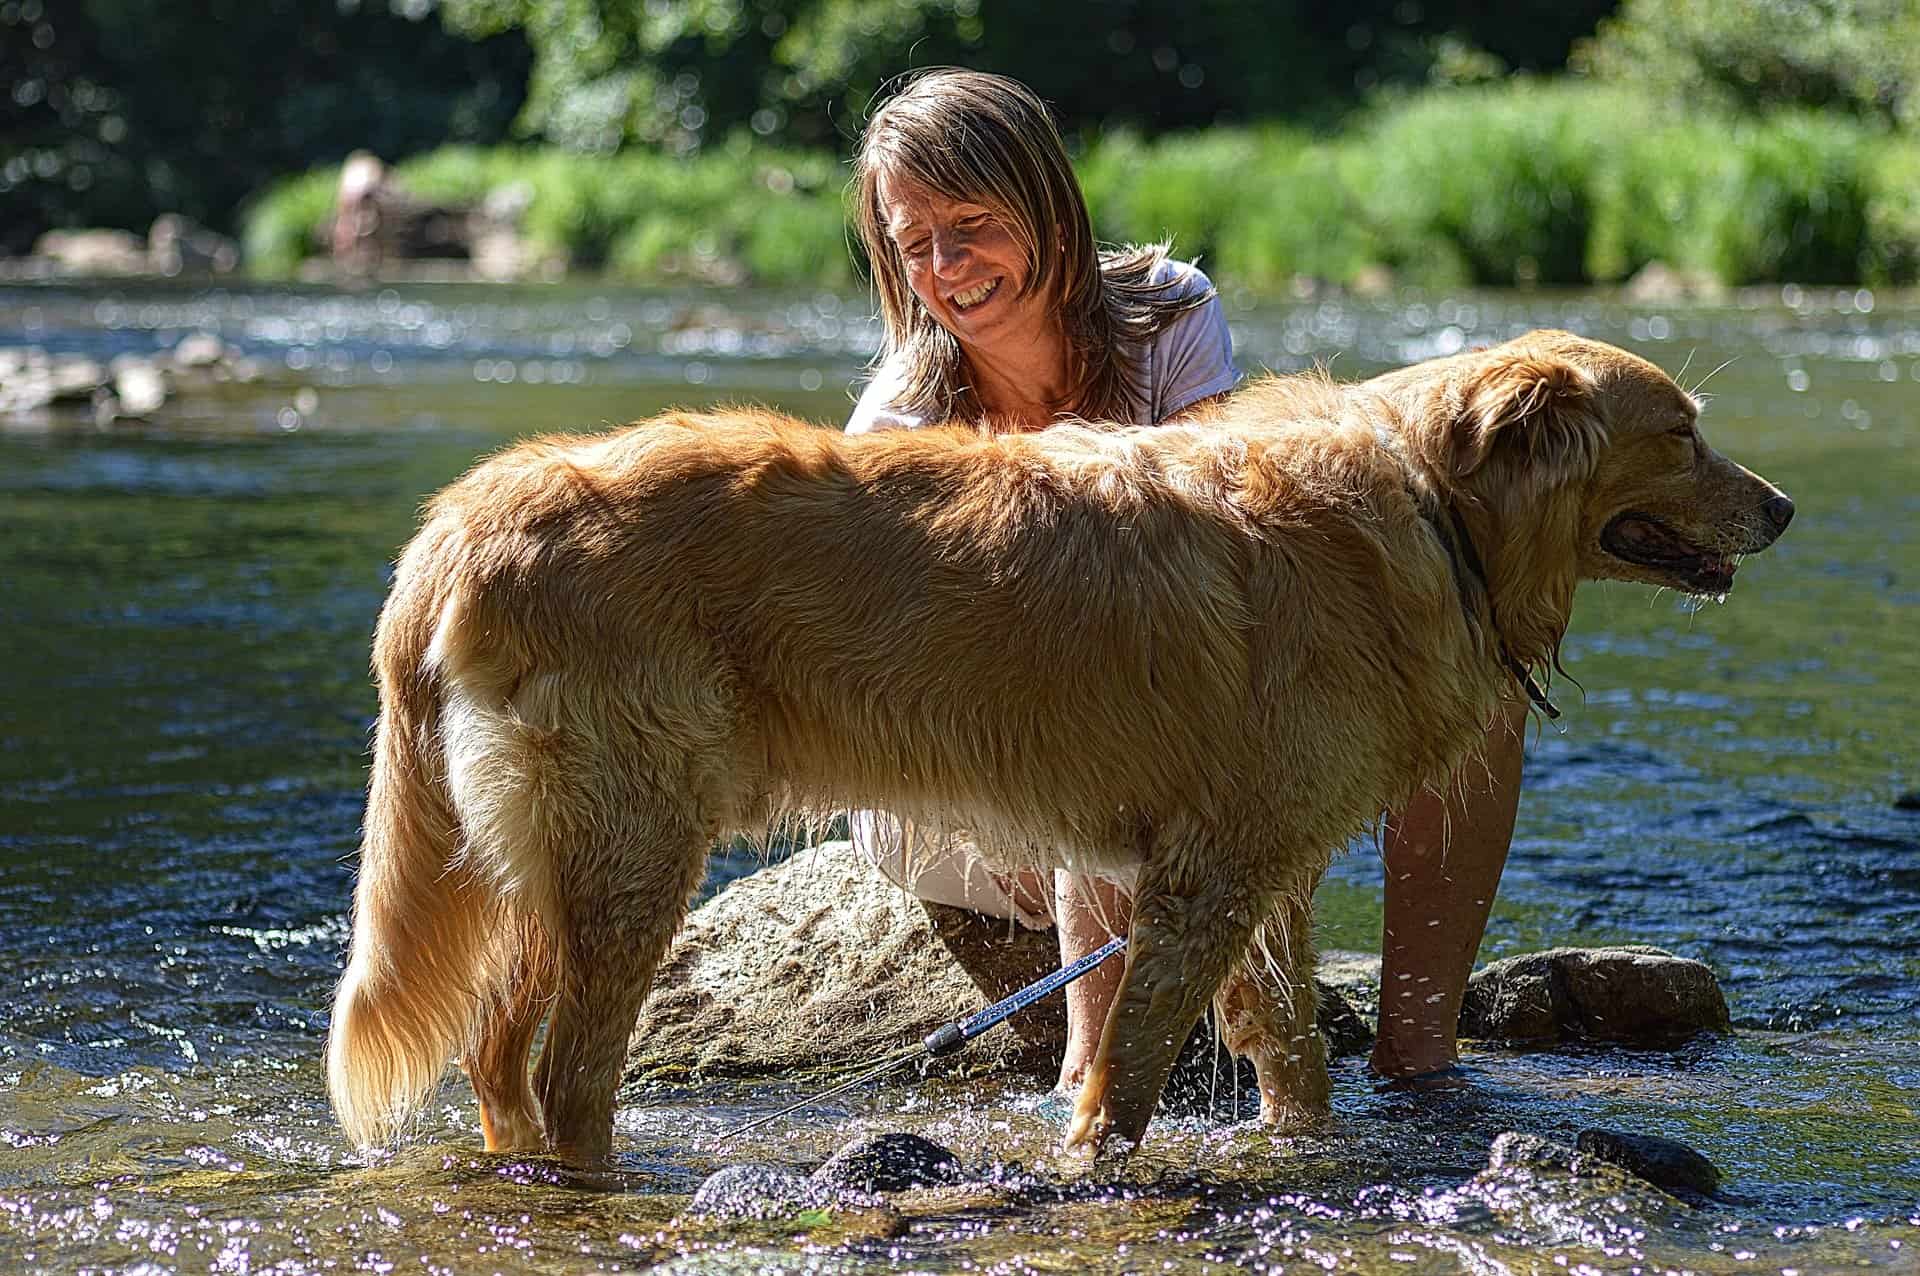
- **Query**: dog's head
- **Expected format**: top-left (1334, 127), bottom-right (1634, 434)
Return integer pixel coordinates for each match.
top-left (1379, 330), bottom-right (1794, 599)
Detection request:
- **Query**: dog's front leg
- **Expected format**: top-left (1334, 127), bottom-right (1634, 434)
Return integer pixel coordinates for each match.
top-left (1212, 874), bottom-right (1332, 1130)
top-left (1064, 853), bottom-right (1271, 1156)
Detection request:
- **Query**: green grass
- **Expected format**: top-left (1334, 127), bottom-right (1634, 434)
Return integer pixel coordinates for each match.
top-left (239, 166), bottom-right (342, 277)
top-left (242, 81), bottom-right (1920, 289)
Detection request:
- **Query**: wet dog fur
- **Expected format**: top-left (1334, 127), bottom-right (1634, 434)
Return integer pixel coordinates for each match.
top-left (325, 330), bottom-right (1793, 1163)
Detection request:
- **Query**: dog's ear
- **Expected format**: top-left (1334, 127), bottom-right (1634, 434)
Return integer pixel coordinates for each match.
top-left (1451, 351), bottom-right (1604, 482)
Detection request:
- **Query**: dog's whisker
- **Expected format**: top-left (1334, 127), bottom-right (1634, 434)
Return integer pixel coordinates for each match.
top-left (1687, 356), bottom-right (1739, 399)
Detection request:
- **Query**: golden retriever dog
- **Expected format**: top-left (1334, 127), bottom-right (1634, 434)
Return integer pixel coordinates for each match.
top-left (326, 330), bottom-right (1792, 1164)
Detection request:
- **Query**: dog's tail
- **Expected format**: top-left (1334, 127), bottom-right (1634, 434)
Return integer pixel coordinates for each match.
top-left (327, 533), bottom-right (542, 1149)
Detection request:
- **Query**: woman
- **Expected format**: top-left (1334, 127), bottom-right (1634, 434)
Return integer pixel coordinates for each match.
top-left (846, 68), bottom-right (1526, 1095)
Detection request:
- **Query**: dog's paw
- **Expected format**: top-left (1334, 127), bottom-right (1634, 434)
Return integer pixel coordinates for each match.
top-left (1258, 1097), bottom-right (1334, 1133)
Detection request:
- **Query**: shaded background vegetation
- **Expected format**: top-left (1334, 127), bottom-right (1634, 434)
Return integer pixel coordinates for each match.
top-left (8, 0), bottom-right (1920, 285)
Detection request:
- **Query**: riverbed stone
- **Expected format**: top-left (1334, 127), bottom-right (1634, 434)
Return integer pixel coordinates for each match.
top-left (111, 357), bottom-right (170, 418)
top-left (1474, 1131), bottom-right (1678, 1206)
top-left (146, 214), bottom-right (239, 276)
top-left (31, 229), bottom-right (150, 277)
top-left (1316, 949), bottom-right (1383, 1032)
top-left (1473, 1130), bottom-right (1712, 1214)
top-left (625, 841), bottom-right (1371, 1085)
top-left (687, 1163), bottom-right (827, 1218)
top-left (812, 1132), bottom-right (960, 1193)
top-left (1459, 945), bottom-right (1729, 1045)
top-left (171, 333), bottom-right (232, 369)
top-left (1576, 1128), bottom-right (1721, 1199)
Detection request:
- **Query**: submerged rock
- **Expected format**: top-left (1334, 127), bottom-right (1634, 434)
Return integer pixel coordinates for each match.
top-left (812, 1132), bottom-right (959, 1193)
top-left (1472, 1131), bottom-right (1690, 1219)
top-left (1476, 1129), bottom-right (1717, 1206)
top-left (627, 841), bottom-right (1372, 1086)
top-left (1577, 1128), bottom-right (1721, 1199)
top-left (687, 1163), bottom-right (827, 1219)
top-left (1894, 791), bottom-right (1920, 812)
top-left (1483, 1130), bottom-right (1592, 1176)
top-left (1459, 945), bottom-right (1729, 1045)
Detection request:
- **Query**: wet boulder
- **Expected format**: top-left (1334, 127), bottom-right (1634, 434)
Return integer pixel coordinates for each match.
top-left (1473, 1129), bottom-right (1717, 1208)
top-left (0, 350), bottom-right (109, 415)
top-left (1576, 1128), bottom-right (1721, 1199)
top-left (146, 214), bottom-right (239, 277)
top-left (687, 1163), bottom-right (828, 1219)
top-left (812, 1132), bottom-right (960, 1193)
top-left (1623, 260), bottom-right (1726, 304)
top-left (627, 840), bottom-right (1059, 1081)
top-left (31, 229), bottom-right (150, 277)
top-left (105, 357), bottom-right (169, 422)
top-left (171, 333), bottom-right (231, 370)
top-left (1459, 945), bottom-right (1729, 1045)
top-left (625, 841), bottom-right (1372, 1084)
top-left (1469, 1130), bottom-right (1691, 1223)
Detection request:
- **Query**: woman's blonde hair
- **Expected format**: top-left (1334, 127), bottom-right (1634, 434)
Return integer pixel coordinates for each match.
top-left (852, 68), bottom-right (1210, 425)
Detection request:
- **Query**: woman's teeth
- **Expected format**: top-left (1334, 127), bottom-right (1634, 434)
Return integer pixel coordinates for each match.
top-left (952, 279), bottom-right (998, 309)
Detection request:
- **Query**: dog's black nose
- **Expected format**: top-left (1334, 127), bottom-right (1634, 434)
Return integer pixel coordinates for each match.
top-left (1763, 493), bottom-right (1795, 534)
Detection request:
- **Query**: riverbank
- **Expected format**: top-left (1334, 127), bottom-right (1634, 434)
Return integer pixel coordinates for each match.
top-left (235, 80), bottom-right (1920, 293)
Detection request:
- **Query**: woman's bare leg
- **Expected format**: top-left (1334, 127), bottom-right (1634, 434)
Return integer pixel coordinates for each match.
top-left (1055, 870), bottom-right (1131, 1091)
top-left (1371, 703), bottom-right (1527, 1081)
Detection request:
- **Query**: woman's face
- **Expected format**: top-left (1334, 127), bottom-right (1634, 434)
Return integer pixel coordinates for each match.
top-left (876, 170), bottom-right (1048, 356)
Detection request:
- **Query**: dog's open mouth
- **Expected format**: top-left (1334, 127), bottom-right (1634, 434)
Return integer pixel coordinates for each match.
top-left (1601, 513), bottom-right (1738, 594)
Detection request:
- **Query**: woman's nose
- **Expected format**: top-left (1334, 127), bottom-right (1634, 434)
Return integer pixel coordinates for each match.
top-left (931, 231), bottom-right (970, 278)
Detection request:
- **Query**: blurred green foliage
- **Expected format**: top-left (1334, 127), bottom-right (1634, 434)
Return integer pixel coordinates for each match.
top-left (0, 0), bottom-right (530, 252)
top-left (440, 0), bottom-right (1615, 152)
top-left (246, 79), bottom-right (1920, 288)
top-left (246, 140), bottom-right (853, 286)
top-left (1576, 0), bottom-right (1920, 127)
top-left (15, 0), bottom-right (1920, 289)
top-left (1079, 82), bottom-right (1917, 288)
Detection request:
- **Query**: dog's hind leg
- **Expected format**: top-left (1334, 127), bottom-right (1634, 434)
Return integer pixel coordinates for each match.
top-left (1065, 843), bottom-right (1274, 1156)
top-left (534, 810), bottom-right (711, 1166)
top-left (464, 914), bottom-right (555, 1153)
top-left (1212, 875), bottom-right (1331, 1130)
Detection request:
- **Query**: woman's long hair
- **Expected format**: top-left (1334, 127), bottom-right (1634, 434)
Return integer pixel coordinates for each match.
top-left (851, 68), bottom-right (1210, 425)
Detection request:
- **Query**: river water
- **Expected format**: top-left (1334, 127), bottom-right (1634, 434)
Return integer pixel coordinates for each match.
top-left (1, 279), bottom-right (1916, 1273)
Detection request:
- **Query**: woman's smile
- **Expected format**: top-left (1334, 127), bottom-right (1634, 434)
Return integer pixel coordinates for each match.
top-left (950, 277), bottom-right (1001, 310)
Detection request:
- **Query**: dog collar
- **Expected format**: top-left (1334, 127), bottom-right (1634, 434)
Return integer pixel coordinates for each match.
top-left (1439, 503), bottom-right (1561, 719)
top-left (1377, 421), bottom-right (1561, 720)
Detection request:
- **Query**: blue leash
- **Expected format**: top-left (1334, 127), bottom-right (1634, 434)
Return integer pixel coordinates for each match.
top-left (922, 933), bottom-right (1128, 1056)
top-left (712, 934), bottom-right (1128, 1143)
